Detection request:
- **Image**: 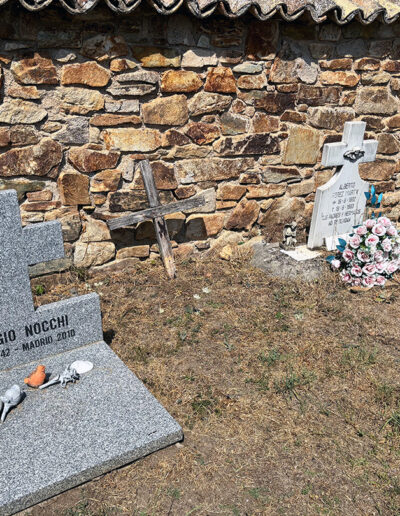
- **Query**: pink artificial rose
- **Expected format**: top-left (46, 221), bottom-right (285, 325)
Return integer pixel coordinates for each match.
top-left (362, 275), bottom-right (376, 287)
top-left (331, 259), bottom-right (341, 269)
top-left (365, 234), bottom-right (379, 247)
top-left (372, 223), bottom-right (386, 237)
top-left (348, 235), bottom-right (361, 249)
top-left (378, 216), bottom-right (391, 227)
top-left (362, 263), bottom-right (376, 275)
top-left (376, 262), bottom-right (387, 273)
top-left (374, 250), bottom-right (384, 263)
top-left (365, 219), bottom-right (375, 229)
top-left (356, 225), bottom-right (367, 236)
top-left (386, 261), bottom-right (398, 275)
top-left (351, 264), bottom-right (362, 277)
top-left (382, 238), bottom-right (392, 252)
top-left (387, 226), bottom-right (398, 237)
top-left (342, 249), bottom-right (354, 262)
top-left (375, 275), bottom-right (386, 286)
top-left (352, 278), bottom-right (362, 286)
top-left (357, 250), bottom-right (370, 262)
top-left (340, 271), bottom-right (352, 284)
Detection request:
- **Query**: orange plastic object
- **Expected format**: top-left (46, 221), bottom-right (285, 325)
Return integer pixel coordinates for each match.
top-left (24, 365), bottom-right (46, 388)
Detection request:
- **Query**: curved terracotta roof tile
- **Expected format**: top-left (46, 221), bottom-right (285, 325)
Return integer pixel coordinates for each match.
top-left (6, 0), bottom-right (400, 22)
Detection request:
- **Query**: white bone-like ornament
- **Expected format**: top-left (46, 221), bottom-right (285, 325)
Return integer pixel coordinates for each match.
top-left (39, 365), bottom-right (80, 389)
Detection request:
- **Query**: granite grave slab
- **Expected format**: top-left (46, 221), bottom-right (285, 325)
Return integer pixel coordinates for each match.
top-left (307, 121), bottom-right (378, 251)
top-left (0, 189), bottom-right (183, 516)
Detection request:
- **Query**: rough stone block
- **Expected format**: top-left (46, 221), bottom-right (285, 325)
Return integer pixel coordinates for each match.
top-left (68, 144), bottom-right (120, 173)
top-left (225, 199), bottom-right (260, 230)
top-left (283, 127), bottom-right (320, 165)
top-left (132, 161), bottom-right (177, 190)
top-left (0, 139), bottom-right (62, 178)
top-left (91, 169), bottom-right (121, 192)
top-left (0, 99), bottom-right (47, 124)
top-left (142, 95), bottom-right (188, 126)
top-left (60, 88), bottom-right (104, 115)
top-left (213, 133), bottom-right (279, 156)
top-left (116, 245), bottom-right (150, 258)
top-left (188, 92), bottom-right (231, 116)
top-left (74, 241), bottom-right (115, 267)
top-left (246, 184), bottom-right (287, 198)
top-left (217, 184), bottom-right (246, 200)
top-left (61, 62), bottom-right (111, 87)
top-left (175, 158), bottom-right (254, 184)
top-left (354, 87), bottom-right (398, 115)
top-left (185, 122), bottom-right (220, 145)
top-left (320, 71), bottom-right (359, 87)
top-left (161, 70), bottom-right (202, 92)
top-left (205, 66), bottom-right (237, 93)
top-left (102, 128), bottom-right (161, 152)
top-left (308, 106), bottom-right (355, 131)
top-left (131, 47), bottom-right (181, 68)
top-left (58, 169), bottom-right (90, 206)
top-left (11, 53), bottom-right (58, 85)
top-left (186, 213), bottom-right (225, 239)
top-left (359, 160), bottom-right (399, 181)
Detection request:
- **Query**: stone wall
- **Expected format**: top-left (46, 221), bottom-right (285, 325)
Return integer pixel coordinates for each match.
top-left (1, 4), bottom-right (400, 270)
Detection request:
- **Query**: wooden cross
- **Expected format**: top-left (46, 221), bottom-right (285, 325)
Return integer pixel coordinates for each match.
top-left (107, 160), bottom-right (206, 279)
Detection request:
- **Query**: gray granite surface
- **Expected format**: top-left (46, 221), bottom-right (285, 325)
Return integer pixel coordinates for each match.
top-left (0, 293), bottom-right (103, 371)
top-left (0, 341), bottom-right (183, 516)
top-left (0, 189), bottom-right (102, 370)
top-left (0, 188), bottom-right (183, 516)
top-left (0, 190), bottom-right (64, 327)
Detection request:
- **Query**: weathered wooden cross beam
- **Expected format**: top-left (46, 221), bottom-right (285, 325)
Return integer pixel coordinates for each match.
top-left (107, 160), bottom-right (206, 279)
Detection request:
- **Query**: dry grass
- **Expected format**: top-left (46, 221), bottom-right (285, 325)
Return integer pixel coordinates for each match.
top-left (22, 256), bottom-right (400, 516)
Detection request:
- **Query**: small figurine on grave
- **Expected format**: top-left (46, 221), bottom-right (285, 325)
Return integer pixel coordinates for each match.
top-left (1, 384), bottom-right (23, 422)
top-left (39, 365), bottom-right (80, 389)
top-left (24, 365), bottom-right (46, 388)
top-left (280, 221), bottom-right (297, 250)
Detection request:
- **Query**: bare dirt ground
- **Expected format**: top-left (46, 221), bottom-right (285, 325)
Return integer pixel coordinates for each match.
top-left (21, 255), bottom-right (400, 516)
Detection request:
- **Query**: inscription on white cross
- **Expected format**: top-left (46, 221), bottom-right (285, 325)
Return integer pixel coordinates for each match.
top-left (308, 121), bottom-right (378, 251)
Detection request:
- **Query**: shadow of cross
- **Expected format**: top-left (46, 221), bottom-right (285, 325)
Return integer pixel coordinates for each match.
top-left (308, 121), bottom-right (378, 250)
top-left (107, 160), bottom-right (206, 279)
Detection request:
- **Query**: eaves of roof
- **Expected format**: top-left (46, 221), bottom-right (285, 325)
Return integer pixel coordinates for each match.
top-left (5, 0), bottom-right (400, 24)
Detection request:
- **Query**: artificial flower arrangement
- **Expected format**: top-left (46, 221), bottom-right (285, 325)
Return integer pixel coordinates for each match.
top-left (326, 186), bottom-right (400, 288)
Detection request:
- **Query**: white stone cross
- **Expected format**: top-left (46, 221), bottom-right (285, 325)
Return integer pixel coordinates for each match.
top-left (307, 121), bottom-right (378, 250)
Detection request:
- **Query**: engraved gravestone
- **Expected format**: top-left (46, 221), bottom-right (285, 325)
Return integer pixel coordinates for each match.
top-left (0, 189), bottom-right (182, 516)
top-left (308, 121), bottom-right (378, 251)
top-left (0, 189), bottom-right (102, 369)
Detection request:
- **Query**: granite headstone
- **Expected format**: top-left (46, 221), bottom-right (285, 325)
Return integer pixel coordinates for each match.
top-left (307, 121), bottom-right (378, 251)
top-left (0, 189), bottom-right (182, 516)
